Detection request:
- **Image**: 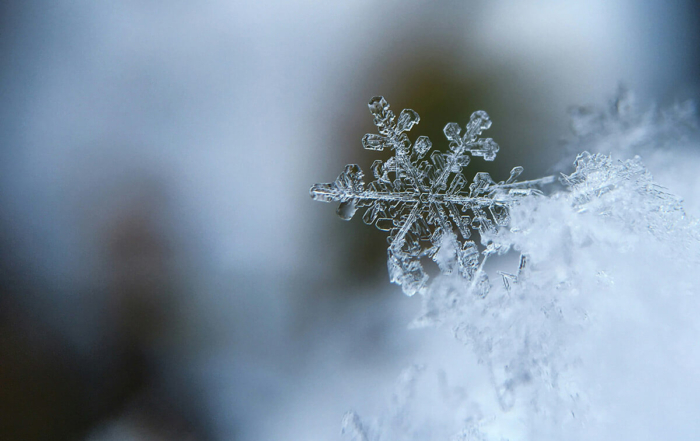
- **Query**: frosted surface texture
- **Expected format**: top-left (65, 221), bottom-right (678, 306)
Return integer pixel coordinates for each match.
top-left (311, 96), bottom-right (553, 296)
top-left (336, 150), bottom-right (700, 441)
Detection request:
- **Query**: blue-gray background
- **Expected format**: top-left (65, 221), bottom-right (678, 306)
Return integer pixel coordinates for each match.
top-left (1, 1), bottom-right (698, 439)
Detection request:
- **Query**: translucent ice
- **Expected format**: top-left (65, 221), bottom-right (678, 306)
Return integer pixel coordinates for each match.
top-left (311, 96), bottom-right (554, 296)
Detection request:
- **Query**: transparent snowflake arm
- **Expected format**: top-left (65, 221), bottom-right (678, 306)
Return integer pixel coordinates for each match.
top-left (311, 96), bottom-right (554, 296)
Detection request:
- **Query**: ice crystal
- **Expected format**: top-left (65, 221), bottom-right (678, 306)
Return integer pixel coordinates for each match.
top-left (310, 96), bottom-right (553, 296)
top-left (342, 150), bottom-right (700, 441)
top-left (560, 151), bottom-right (699, 257)
top-left (328, 94), bottom-right (700, 441)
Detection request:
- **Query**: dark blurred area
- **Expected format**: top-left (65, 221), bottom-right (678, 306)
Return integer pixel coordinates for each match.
top-left (1, 1), bottom-right (699, 440)
top-left (1, 175), bottom-right (203, 439)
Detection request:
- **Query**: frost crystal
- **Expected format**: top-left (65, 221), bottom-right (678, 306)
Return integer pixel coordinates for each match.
top-left (311, 96), bottom-right (554, 296)
top-left (314, 93), bottom-right (700, 441)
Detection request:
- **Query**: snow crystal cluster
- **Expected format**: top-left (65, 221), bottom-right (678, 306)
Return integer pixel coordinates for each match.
top-left (311, 92), bottom-right (700, 440)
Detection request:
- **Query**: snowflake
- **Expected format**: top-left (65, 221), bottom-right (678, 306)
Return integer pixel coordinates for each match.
top-left (310, 96), bottom-right (554, 296)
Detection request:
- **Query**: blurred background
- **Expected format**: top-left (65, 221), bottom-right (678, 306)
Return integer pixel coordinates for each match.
top-left (1, 1), bottom-right (698, 439)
